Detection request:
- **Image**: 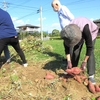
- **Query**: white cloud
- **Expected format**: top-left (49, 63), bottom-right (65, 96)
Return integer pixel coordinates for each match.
top-left (38, 17), bottom-right (46, 21)
top-left (90, 18), bottom-right (94, 21)
top-left (51, 23), bottom-right (60, 28)
top-left (42, 22), bottom-right (61, 33)
top-left (36, 17), bottom-right (61, 33)
top-left (11, 16), bottom-right (30, 28)
top-left (90, 18), bottom-right (99, 21)
top-left (11, 16), bottom-right (60, 33)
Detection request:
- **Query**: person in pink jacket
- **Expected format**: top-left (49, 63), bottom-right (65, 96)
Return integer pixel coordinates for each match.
top-left (61, 17), bottom-right (99, 84)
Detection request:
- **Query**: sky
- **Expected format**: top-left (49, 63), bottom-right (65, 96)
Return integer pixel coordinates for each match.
top-left (0, 0), bottom-right (100, 33)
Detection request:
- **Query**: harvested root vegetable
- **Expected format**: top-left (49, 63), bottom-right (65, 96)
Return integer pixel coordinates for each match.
top-left (95, 85), bottom-right (100, 92)
top-left (96, 96), bottom-right (100, 100)
top-left (44, 72), bottom-right (54, 80)
top-left (59, 77), bottom-right (67, 82)
top-left (80, 75), bottom-right (87, 80)
top-left (66, 67), bottom-right (82, 75)
top-left (71, 67), bottom-right (82, 75)
top-left (74, 75), bottom-right (82, 83)
top-left (83, 79), bottom-right (89, 86)
top-left (88, 81), bottom-right (96, 93)
top-left (65, 69), bottom-right (73, 75)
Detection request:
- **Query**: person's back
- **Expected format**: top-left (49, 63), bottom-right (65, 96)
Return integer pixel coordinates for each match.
top-left (0, 8), bottom-right (17, 39)
top-left (70, 17), bottom-right (98, 40)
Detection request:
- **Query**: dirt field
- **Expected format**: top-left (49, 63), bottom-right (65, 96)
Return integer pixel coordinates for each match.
top-left (0, 60), bottom-right (100, 100)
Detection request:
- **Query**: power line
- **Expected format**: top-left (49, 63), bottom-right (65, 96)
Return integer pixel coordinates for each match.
top-left (72, 5), bottom-right (100, 10)
top-left (2, 1), bottom-right (9, 11)
top-left (8, 3), bottom-right (38, 9)
top-left (0, 1), bottom-right (38, 10)
top-left (42, 0), bottom-right (100, 13)
top-left (1, 1), bottom-right (99, 26)
top-left (14, 12), bottom-right (38, 21)
top-left (65, 0), bottom-right (83, 5)
top-left (0, 1), bottom-right (99, 13)
top-left (20, 0), bottom-right (32, 5)
top-left (0, 1), bottom-right (40, 24)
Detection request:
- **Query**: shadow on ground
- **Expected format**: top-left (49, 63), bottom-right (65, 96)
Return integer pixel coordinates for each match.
top-left (43, 52), bottom-right (67, 72)
top-left (0, 54), bottom-right (23, 68)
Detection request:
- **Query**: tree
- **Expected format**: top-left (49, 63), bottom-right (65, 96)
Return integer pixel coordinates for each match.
top-left (52, 29), bottom-right (60, 37)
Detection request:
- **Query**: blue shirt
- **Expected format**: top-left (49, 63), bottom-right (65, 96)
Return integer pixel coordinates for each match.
top-left (0, 8), bottom-right (17, 39)
top-left (58, 5), bottom-right (74, 29)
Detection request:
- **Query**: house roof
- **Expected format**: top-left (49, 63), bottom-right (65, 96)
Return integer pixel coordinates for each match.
top-left (93, 19), bottom-right (100, 28)
top-left (93, 19), bottom-right (100, 23)
top-left (17, 24), bottom-right (40, 28)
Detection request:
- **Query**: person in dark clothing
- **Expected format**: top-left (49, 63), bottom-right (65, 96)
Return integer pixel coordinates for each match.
top-left (0, 8), bottom-right (27, 67)
top-left (4, 46), bottom-right (10, 63)
top-left (61, 17), bottom-right (99, 84)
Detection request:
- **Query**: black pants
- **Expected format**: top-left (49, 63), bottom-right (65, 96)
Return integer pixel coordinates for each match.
top-left (0, 37), bottom-right (27, 64)
top-left (71, 39), bottom-right (96, 76)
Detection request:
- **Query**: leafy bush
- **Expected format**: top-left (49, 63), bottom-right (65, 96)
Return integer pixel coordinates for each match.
top-left (20, 35), bottom-right (53, 53)
top-left (20, 35), bottom-right (42, 52)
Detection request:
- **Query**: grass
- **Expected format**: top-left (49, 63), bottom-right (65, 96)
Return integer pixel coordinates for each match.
top-left (1, 38), bottom-right (100, 80)
top-left (43, 39), bottom-right (100, 66)
top-left (0, 38), bottom-right (100, 100)
top-left (43, 39), bottom-right (65, 56)
top-left (42, 39), bottom-right (100, 80)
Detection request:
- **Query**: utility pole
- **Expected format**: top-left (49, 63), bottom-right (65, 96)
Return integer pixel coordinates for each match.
top-left (40, 6), bottom-right (43, 41)
top-left (3, 1), bottom-right (8, 11)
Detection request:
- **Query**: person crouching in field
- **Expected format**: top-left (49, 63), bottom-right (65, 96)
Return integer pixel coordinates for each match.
top-left (60, 17), bottom-right (99, 84)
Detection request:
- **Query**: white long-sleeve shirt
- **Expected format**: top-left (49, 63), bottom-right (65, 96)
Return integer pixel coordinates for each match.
top-left (58, 5), bottom-right (74, 29)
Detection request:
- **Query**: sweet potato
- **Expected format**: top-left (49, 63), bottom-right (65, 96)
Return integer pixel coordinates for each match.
top-left (80, 75), bottom-right (87, 80)
top-left (96, 96), bottom-right (100, 100)
top-left (65, 69), bottom-right (73, 75)
top-left (83, 79), bottom-right (89, 86)
top-left (74, 75), bottom-right (82, 83)
top-left (71, 67), bottom-right (82, 75)
top-left (95, 85), bottom-right (100, 92)
top-left (88, 81), bottom-right (96, 93)
top-left (44, 72), bottom-right (54, 80)
top-left (59, 77), bottom-right (67, 82)
top-left (66, 67), bottom-right (82, 75)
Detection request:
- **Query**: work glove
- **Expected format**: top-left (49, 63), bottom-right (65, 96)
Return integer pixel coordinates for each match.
top-left (80, 62), bottom-right (86, 71)
top-left (66, 61), bottom-right (72, 69)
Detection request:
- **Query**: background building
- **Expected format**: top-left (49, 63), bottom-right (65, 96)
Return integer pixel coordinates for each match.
top-left (17, 24), bottom-right (40, 33)
top-left (93, 19), bottom-right (100, 36)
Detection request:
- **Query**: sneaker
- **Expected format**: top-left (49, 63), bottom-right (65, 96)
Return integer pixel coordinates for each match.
top-left (6, 59), bottom-right (11, 64)
top-left (89, 77), bottom-right (96, 84)
top-left (23, 63), bottom-right (28, 67)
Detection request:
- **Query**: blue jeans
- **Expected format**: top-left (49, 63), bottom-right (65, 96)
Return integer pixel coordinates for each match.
top-left (4, 46), bottom-right (10, 60)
